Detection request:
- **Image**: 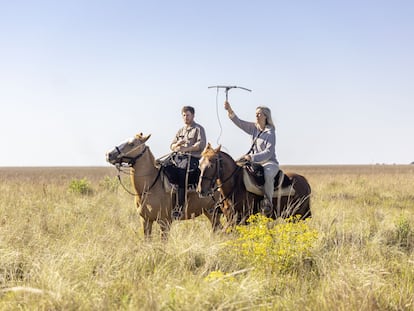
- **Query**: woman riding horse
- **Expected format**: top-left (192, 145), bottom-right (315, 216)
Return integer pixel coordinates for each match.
top-left (197, 144), bottom-right (311, 226)
top-left (224, 101), bottom-right (278, 215)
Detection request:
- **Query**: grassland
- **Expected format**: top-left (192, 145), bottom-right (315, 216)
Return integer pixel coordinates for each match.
top-left (1, 165), bottom-right (413, 310)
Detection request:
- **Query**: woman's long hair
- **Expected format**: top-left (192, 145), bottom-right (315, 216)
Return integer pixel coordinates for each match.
top-left (256, 106), bottom-right (275, 129)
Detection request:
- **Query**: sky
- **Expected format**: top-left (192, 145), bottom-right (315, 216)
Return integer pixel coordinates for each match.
top-left (1, 0), bottom-right (413, 166)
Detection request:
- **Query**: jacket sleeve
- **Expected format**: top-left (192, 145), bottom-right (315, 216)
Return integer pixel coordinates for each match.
top-left (192, 125), bottom-right (206, 152)
top-left (170, 128), bottom-right (181, 151)
top-left (230, 114), bottom-right (256, 135)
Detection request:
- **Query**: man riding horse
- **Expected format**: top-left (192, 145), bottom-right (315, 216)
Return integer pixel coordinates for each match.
top-left (163, 106), bottom-right (206, 219)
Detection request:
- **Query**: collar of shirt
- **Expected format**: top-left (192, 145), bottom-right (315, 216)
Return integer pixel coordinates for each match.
top-left (184, 122), bottom-right (196, 130)
top-left (256, 124), bottom-right (273, 133)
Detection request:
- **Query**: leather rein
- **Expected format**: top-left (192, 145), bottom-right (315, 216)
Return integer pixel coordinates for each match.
top-left (201, 152), bottom-right (241, 205)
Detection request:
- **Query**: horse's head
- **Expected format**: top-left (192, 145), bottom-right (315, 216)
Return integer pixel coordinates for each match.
top-left (197, 143), bottom-right (221, 197)
top-left (106, 133), bottom-right (151, 166)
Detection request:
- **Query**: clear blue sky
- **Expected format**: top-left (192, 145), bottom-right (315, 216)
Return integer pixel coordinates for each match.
top-left (1, 0), bottom-right (413, 166)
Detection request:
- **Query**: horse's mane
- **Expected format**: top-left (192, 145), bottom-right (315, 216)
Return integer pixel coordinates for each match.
top-left (201, 146), bottom-right (237, 166)
top-left (218, 150), bottom-right (236, 164)
top-left (140, 144), bottom-right (158, 168)
top-left (201, 146), bottom-right (216, 159)
top-left (146, 146), bottom-right (157, 167)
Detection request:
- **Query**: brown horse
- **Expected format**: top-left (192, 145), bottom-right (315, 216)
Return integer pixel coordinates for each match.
top-left (197, 144), bottom-right (311, 226)
top-left (106, 133), bottom-right (221, 238)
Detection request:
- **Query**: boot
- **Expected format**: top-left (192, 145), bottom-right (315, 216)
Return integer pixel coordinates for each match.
top-left (261, 197), bottom-right (273, 217)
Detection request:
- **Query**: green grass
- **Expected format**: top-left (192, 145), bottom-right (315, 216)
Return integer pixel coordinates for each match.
top-left (0, 166), bottom-right (413, 310)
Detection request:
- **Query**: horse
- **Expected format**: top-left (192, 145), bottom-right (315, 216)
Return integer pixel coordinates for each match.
top-left (197, 143), bottom-right (311, 226)
top-left (106, 133), bottom-right (222, 239)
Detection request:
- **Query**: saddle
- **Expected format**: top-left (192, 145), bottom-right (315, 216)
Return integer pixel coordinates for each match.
top-left (157, 154), bottom-right (200, 193)
top-left (242, 162), bottom-right (295, 197)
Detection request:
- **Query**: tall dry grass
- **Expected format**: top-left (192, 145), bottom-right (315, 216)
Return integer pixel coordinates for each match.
top-left (0, 165), bottom-right (413, 310)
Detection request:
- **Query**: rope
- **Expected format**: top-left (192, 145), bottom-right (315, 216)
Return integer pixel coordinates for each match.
top-left (214, 87), bottom-right (231, 153)
top-left (215, 87), bottom-right (223, 146)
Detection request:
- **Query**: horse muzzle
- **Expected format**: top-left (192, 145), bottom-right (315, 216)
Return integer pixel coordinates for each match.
top-left (106, 150), bottom-right (121, 166)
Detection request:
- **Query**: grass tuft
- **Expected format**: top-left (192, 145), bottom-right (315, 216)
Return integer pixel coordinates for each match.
top-left (68, 178), bottom-right (93, 195)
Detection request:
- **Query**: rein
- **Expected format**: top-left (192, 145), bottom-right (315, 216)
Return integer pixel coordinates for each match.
top-left (215, 153), bottom-right (241, 191)
top-left (205, 152), bottom-right (241, 206)
top-left (116, 170), bottom-right (138, 196)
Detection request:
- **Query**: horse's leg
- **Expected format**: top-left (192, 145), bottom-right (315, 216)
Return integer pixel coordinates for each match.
top-left (212, 207), bottom-right (223, 231)
top-left (297, 176), bottom-right (312, 219)
top-left (238, 195), bottom-right (255, 225)
top-left (225, 200), bottom-right (239, 227)
top-left (158, 219), bottom-right (171, 240)
top-left (207, 206), bottom-right (223, 232)
top-left (141, 217), bottom-right (153, 239)
top-left (239, 199), bottom-right (254, 224)
top-left (283, 174), bottom-right (312, 220)
top-left (202, 201), bottom-right (223, 232)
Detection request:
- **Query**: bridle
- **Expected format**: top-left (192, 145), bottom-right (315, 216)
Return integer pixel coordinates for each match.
top-left (113, 143), bottom-right (148, 167)
top-left (200, 153), bottom-right (223, 194)
top-left (111, 142), bottom-right (161, 196)
top-left (200, 152), bottom-right (241, 197)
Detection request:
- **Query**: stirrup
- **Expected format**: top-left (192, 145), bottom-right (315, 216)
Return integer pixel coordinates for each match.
top-left (171, 206), bottom-right (183, 220)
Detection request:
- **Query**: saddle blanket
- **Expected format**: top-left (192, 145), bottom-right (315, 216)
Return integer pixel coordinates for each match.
top-left (242, 170), bottom-right (296, 197)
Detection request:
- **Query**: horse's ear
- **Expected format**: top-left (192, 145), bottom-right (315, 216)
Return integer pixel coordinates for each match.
top-left (142, 134), bottom-right (151, 142)
top-left (135, 133), bottom-right (151, 142)
top-left (214, 145), bottom-right (221, 152)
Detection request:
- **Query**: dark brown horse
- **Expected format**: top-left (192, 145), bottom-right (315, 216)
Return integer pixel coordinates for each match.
top-left (197, 144), bottom-right (311, 226)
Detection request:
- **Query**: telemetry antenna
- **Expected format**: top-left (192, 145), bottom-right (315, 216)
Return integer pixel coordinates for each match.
top-left (208, 85), bottom-right (252, 101)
